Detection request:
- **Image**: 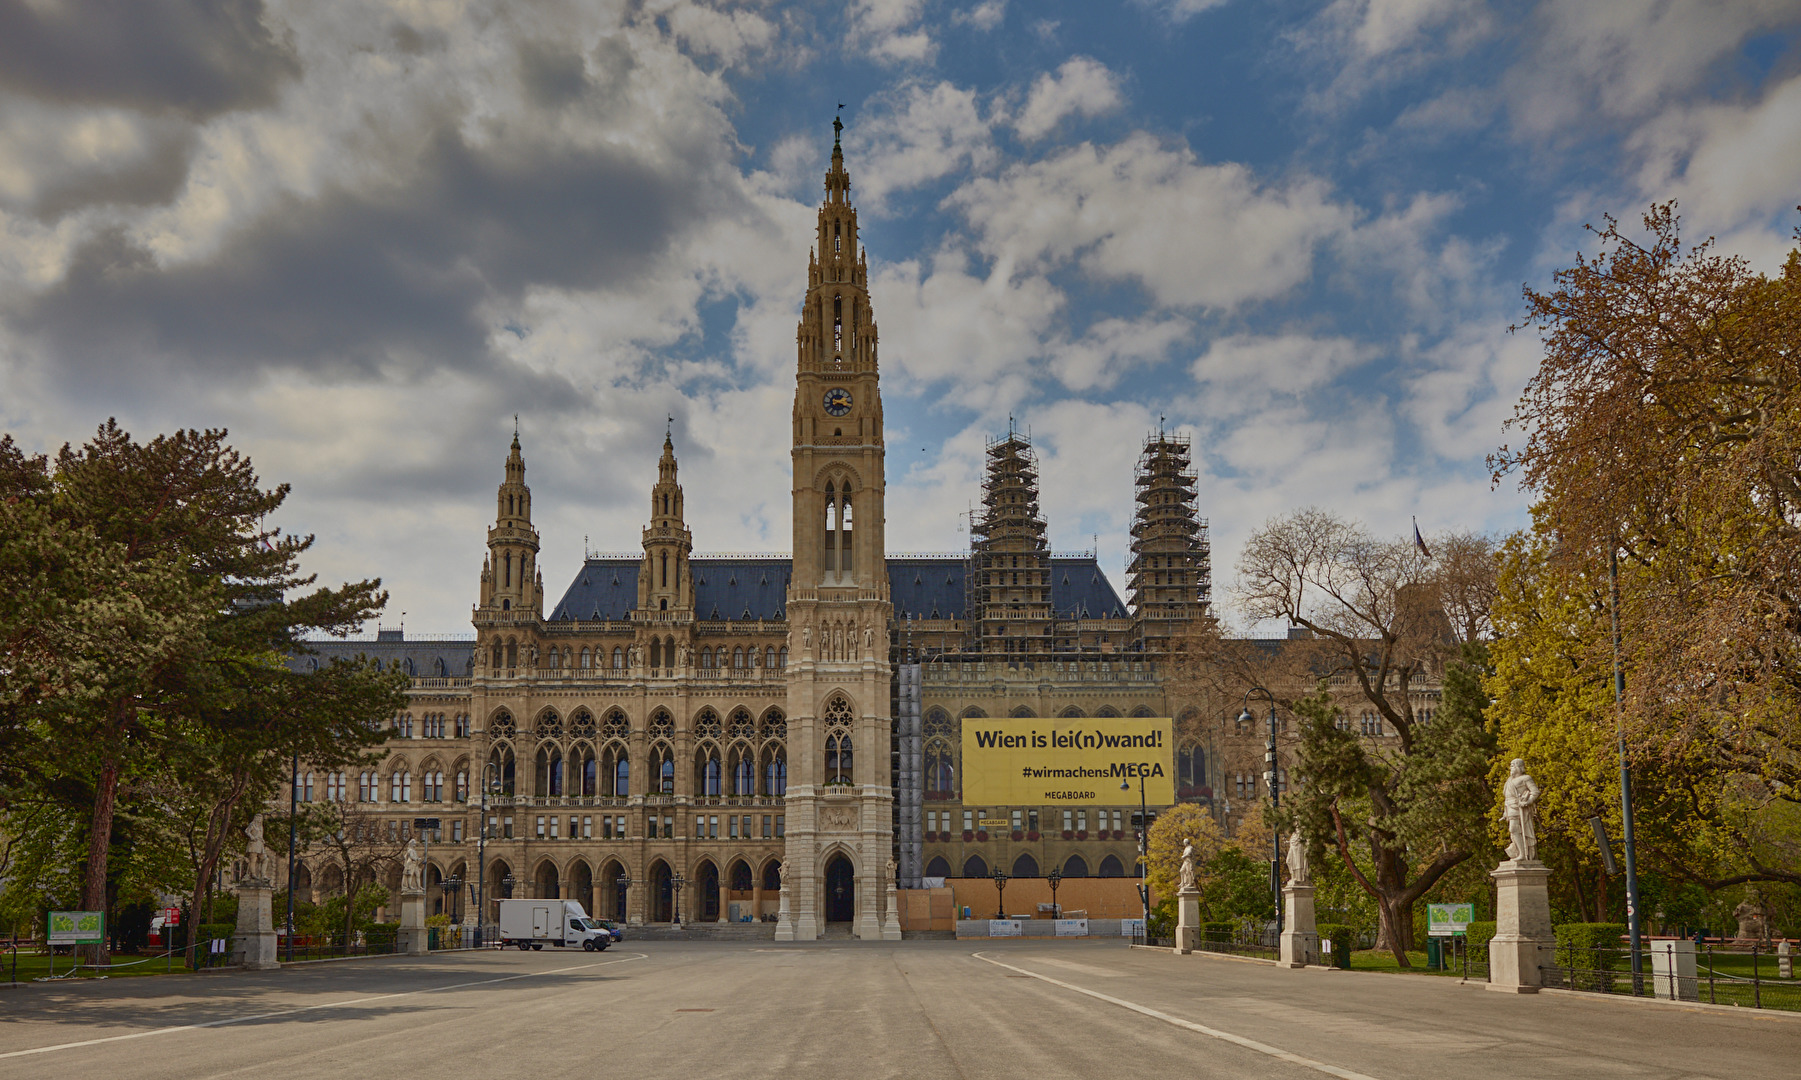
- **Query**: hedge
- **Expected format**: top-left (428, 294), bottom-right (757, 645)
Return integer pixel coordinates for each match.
top-left (1555, 923), bottom-right (1627, 992)
top-left (1202, 921), bottom-right (1234, 943)
top-left (1465, 921), bottom-right (1497, 964)
top-left (1316, 923), bottom-right (1354, 967)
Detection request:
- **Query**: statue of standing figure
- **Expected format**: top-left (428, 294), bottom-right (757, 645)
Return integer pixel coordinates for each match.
top-left (1503, 758), bottom-right (1541, 862)
top-left (1178, 838), bottom-right (1197, 892)
top-left (244, 814), bottom-right (267, 882)
top-left (1285, 831), bottom-right (1309, 886)
top-left (401, 838), bottom-right (425, 893)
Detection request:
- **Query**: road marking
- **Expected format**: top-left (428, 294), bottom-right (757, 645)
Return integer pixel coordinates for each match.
top-left (973, 952), bottom-right (1383, 1080)
top-left (1025, 956), bottom-right (1129, 978)
top-left (0, 953), bottom-right (648, 1060)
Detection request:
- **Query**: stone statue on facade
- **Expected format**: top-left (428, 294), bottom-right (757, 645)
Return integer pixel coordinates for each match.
top-left (1178, 838), bottom-right (1196, 892)
top-left (401, 838), bottom-right (425, 893)
top-left (865, 626), bottom-right (874, 652)
top-left (801, 624), bottom-right (811, 651)
top-left (1502, 758), bottom-right (1541, 862)
top-left (1285, 831), bottom-right (1309, 886)
top-left (243, 814), bottom-right (267, 882)
top-left (678, 641), bottom-right (689, 667)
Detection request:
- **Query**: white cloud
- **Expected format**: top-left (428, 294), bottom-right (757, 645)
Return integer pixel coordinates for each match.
top-left (950, 134), bottom-right (1355, 310)
top-left (1629, 71), bottom-right (1801, 250)
top-left (954, 0), bottom-right (1007, 31)
top-left (1047, 316), bottom-right (1188, 392)
top-left (1506, 0), bottom-right (1800, 134)
top-left (1133, 0), bottom-right (1232, 23)
top-left (846, 80), bottom-right (997, 208)
top-left (851, 0), bottom-right (936, 63)
top-left (1012, 57), bottom-right (1126, 141)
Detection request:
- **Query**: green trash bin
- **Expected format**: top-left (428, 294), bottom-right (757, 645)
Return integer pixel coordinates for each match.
top-left (1425, 937), bottom-right (1443, 970)
top-left (1332, 939), bottom-right (1350, 969)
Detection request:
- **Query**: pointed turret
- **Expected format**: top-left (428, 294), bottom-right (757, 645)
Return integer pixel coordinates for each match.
top-left (639, 428), bottom-right (695, 613)
top-left (969, 427), bottom-right (1053, 656)
top-left (481, 423), bottom-right (543, 617)
top-left (1127, 428), bottom-right (1210, 652)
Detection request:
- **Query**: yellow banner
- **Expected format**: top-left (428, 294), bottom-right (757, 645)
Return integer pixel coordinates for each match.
top-left (960, 717), bottom-right (1174, 806)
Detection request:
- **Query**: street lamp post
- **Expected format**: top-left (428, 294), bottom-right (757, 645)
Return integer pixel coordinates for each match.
top-left (615, 876), bottom-right (632, 924)
top-left (1610, 549), bottom-right (1644, 985)
top-left (442, 876), bottom-right (460, 926)
top-left (1047, 868), bottom-right (1062, 920)
top-left (285, 752), bottom-right (299, 963)
top-left (1120, 771), bottom-right (1151, 927)
top-left (1239, 687), bottom-right (1282, 934)
top-left (477, 762), bottom-right (500, 943)
top-left (671, 874), bottom-right (686, 926)
top-left (991, 865), bottom-right (1009, 919)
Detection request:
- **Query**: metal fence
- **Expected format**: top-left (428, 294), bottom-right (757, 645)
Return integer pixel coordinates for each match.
top-left (1543, 942), bottom-right (1799, 1012)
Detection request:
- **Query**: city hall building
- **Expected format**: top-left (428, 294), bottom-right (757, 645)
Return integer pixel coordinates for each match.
top-left (292, 128), bottom-right (1298, 940)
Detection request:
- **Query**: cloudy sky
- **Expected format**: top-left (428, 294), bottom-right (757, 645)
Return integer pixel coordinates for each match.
top-left (3, 0), bottom-right (1799, 633)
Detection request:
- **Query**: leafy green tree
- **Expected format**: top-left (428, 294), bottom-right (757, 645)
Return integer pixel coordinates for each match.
top-left (0, 422), bottom-right (401, 963)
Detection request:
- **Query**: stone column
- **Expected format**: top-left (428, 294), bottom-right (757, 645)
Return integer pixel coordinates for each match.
top-left (397, 888), bottom-right (429, 955)
top-left (1174, 885), bottom-right (1201, 956)
top-left (233, 878), bottom-right (280, 970)
top-left (1279, 884), bottom-right (1317, 968)
top-left (1779, 940), bottom-right (1792, 980)
top-left (1488, 860), bottom-right (1554, 993)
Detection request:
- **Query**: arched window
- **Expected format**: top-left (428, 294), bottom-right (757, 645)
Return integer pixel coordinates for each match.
top-left (610, 749), bottom-right (630, 797)
top-left (825, 733), bottom-right (852, 785)
top-left (763, 747), bottom-right (787, 796)
top-left (655, 746), bottom-right (675, 794)
top-left (962, 855), bottom-right (989, 879)
top-left (579, 748), bottom-right (597, 797)
top-left (455, 769), bottom-right (469, 802)
top-left (505, 640), bottom-right (517, 668)
top-left (925, 855), bottom-right (952, 879)
top-left (1063, 855), bottom-right (1090, 878)
top-left (731, 748), bottom-right (755, 796)
top-left (765, 646), bottom-right (776, 668)
top-left (491, 642), bottom-right (503, 669)
top-left (549, 648), bottom-right (561, 671)
top-left (1098, 855), bottom-right (1126, 878)
top-left (729, 861), bottom-right (753, 891)
top-left (650, 639), bottom-right (662, 668)
top-left (612, 646), bottom-right (625, 669)
top-left (580, 647), bottom-right (591, 668)
top-left (777, 647), bottom-right (788, 668)
top-left (763, 861), bottom-right (782, 891)
top-left (1012, 853), bottom-right (1039, 878)
top-left (925, 740), bottom-right (955, 797)
top-left (537, 745), bottom-right (564, 797)
top-left (732, 647), bottom-right (744, 669)
top-left (390, 770), bottom-right (412, 803)
top-left (696, 746), bottom-right (722, 797)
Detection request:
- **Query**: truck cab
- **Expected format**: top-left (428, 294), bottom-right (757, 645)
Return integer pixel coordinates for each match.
top-left (498, 899), bottom-right (613, 952)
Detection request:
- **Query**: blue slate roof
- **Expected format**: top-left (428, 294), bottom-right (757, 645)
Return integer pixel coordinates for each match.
top-left (287, 631), bottom-right (475, 675)
top-left (549, 556), bottom-right (1128, 622)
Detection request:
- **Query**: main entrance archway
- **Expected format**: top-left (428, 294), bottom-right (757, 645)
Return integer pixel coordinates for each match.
top-left (824, 854), bottom-right (855, 923)
top-left (650, 860), bottom-right (673, 923)
top-left (697, 860), bottom-right (720, 922)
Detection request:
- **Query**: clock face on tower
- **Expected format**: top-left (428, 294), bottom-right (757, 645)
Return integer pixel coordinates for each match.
top-left (822, 387), bottom-right (854, 417)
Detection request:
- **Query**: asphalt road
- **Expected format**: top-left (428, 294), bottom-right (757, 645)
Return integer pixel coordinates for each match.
top-left (0, 941), bottom-right (1792, 1080)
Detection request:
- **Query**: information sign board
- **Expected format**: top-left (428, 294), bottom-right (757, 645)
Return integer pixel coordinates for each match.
top-left (48, 910), bottom-right (105, 945)
top-left (1427, 902), bottom-right (1474, 937)
top-left (988, 919), bottom-right (1023, 937)
top-left (1054, 918), bottom-right (1089, 937)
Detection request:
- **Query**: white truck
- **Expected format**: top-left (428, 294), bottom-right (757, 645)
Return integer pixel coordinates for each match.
top-left (498, 899), bottom-right (613, 952)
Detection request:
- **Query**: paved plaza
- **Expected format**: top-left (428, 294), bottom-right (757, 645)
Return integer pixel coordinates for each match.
top-left (1, 942), bottom-right (1792, 1079)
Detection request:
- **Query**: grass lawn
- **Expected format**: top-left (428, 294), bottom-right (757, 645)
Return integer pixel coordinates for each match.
top-left (1348, 949), bottom-right (1471, 976)
top-left (2, 949), bottom-right (219, 982)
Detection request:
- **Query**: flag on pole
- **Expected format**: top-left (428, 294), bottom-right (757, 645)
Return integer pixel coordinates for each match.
top-left (1413, 516), bottom-right (1432, 559)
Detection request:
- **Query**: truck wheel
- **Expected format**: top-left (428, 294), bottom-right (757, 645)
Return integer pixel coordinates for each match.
top-left (515, 941), bottom-right (530, 951)
top-left (582, 939), bottom-right (597, 952)
top-left (532, 943), bottom-right (543, 951)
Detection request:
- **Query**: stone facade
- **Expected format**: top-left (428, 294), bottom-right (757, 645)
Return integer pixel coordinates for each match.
top-left (283, 129), bottom-right (1431, 939)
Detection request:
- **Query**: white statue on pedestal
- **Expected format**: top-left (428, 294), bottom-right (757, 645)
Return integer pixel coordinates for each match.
top-left (1286, 831), bottom-right (1309, 886)
top-left (401, 838), bottom-right (425, 893)
top-left (1503, 758), bottom-right (1541, 862)
top-left (244, 814), bottom-right (267, 882)
top-left (1178, 838), bottom-right (1197, 892)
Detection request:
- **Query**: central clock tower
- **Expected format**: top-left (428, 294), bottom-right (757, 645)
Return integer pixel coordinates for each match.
top-left (778, 118), bottom-right (898, 941)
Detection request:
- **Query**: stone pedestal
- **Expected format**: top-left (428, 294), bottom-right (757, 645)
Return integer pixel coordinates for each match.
top-left (233, 879), bottom-right (280, 970)
top-left (1779, 940), bottom-right (1792, 979)
top-left (396, 889), bottom-right (428, 956)
top-left (1174, 887), bottom-right (1201, 955)
top-left (1649, 939), bottom-right (1698, 1001)
top-left (1488, 860), bottom-right (1554, 993)
top-left (882, 884), bottom-right (903, 941)
top-left (1279, 884), bottom-right (1318, 969)
top-left (774, 884), bottom-right (796, 941)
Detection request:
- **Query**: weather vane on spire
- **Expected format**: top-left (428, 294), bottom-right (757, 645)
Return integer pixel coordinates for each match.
top-left (834, 103), bottom-right (845, 146)
top-left (513, 413), bottom-right (519, 437)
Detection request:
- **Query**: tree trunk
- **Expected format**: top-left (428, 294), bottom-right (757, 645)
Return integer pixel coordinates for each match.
top-left (1377, 894), bottom-right (1414, 966)
top-left (80, 746), bottom-right (121, 967)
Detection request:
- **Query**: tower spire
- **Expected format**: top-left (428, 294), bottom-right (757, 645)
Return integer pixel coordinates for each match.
top-left (480, 428), bottom-right (541, 616)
